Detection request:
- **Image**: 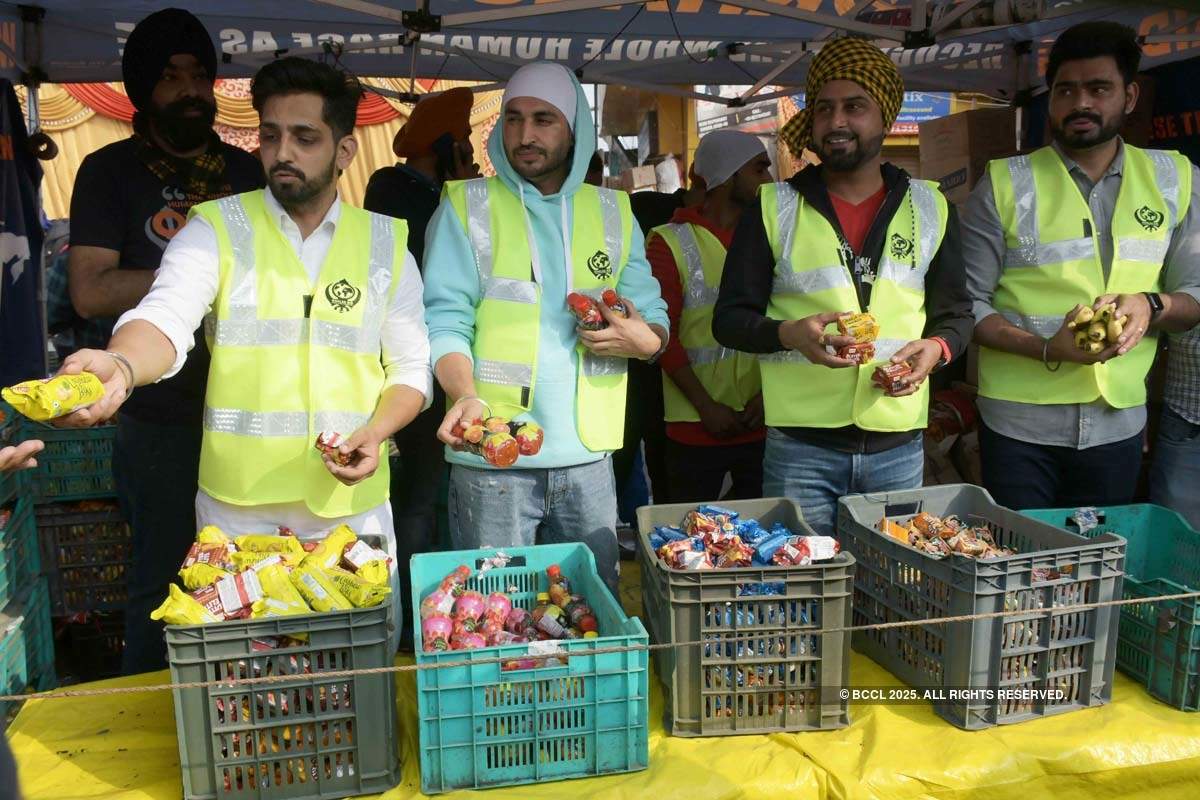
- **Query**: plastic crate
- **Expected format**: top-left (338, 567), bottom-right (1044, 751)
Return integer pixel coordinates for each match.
top-left (411, 543), bottom-right (648, 794)
top-left (1, 497), bottom-right (41, 597)
top-left (0, 610), bottom-right (28, 720)
top-left (1021, 504), bottom-right (1200, 711)
top-left (635, 498), bottom-right (854, 737)
top-left (165, 604), bottom-right (399, 800)
top-left (837, 484), bottom-right (1126, 730)
top-left (20, 422), bottom-right (116, 503)
top-left (20, 578), bottom-right (55, 691)
top-left (55, 610), bottom-right (126, 684)
top-left (36, 500), bottom-right (131, 615)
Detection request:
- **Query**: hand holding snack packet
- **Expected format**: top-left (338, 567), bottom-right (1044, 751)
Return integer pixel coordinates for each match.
top-left (3, 373), bottom-right (105, 421)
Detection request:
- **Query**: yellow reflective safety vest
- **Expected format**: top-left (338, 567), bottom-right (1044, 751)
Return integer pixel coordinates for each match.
top-left (759, 179), bottom-right (948, 431)
top-left (443, 176), bottom-right (633, 451)
top-left (980, 144), bottom-right (1192, 408)
top-left (190, 190), bottom-right (404, 517)
top-left (650, 221), bottom-right (760, 422)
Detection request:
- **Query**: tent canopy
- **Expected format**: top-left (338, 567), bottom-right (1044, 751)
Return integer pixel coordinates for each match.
top-left (1, 1), bottom-right (1198, 104)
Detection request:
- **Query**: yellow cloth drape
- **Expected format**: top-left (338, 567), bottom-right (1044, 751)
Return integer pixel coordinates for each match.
top-left (17, 80), bottom-right (501, 220)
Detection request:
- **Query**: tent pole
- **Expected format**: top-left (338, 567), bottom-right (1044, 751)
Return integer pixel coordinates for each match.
top-left (715, 0), bottom-right (906, 41)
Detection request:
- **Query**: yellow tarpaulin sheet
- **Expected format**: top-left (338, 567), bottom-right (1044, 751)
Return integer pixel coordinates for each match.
top-left (8, 560), bottom-right (1200, 800)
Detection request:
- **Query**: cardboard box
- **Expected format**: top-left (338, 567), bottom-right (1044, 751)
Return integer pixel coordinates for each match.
top-left (919, 107), bottom-right (1019, 204)
top-left (617, 165), bottom-right (658, 193)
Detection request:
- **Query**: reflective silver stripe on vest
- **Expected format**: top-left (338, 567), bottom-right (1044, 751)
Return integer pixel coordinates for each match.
top-left (1005, 155), bottom-right (1040, 267)
top-left (774, 265), bottom-right (853, 295)
top-left (760, 338), bottom-right (906, 365)
top-left (686, 345), bottom-right (734, 367)
top-left (465, 180), bottom-right (494, 282)
top-left (217, 195), bottom-right (259, 320)
top-left (597, 188), bottom-right (625, 271)
top-left (581, 352), bottom-right (627, 378)
top-left (314, 411), bottom-right (371, 435)
top-left (760, 349), bottom-right (810, 365)
top-left (204, 407), bottom-right (309, 437)
top-left (311, 319), bottom-right (378, 353)
top-left (910, 181), bottom-right (941, 270)
top-left (484, 276), bottom-right (539, 304)
top-left (873, 338), bottom-right (908, 362)
top-left (1120, 237), bottom-right (1170, 265)
top-left (1037, 237), bottom-right (1095, 265)
top-left (669, 223), bottom-right (719, 309)
top-left (774, 182), bottom-right (799, 273)
top-left (359, 212), bottom-right (395, 346)
top-left (475, 358), bottom-right (533, 387)
top-left (1000, 311), bottom-right (1062, 338)
top-left (1146, 149), bottom-right (1181, 229)
top-left (213, 318), bottom-right (307, 346)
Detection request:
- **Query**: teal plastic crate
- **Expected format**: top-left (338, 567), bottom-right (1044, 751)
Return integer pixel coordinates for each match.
top-left (1022, 504), bottom-right (1200, 711)
top-left (0, 498), bottom-right (36, 609)
top-left (411, 543), bottom-right (649, 794)
top-left (20, 578), bottom-right (55, 691)
top-left (19, 422), bottom-right (116, 503)
top-left (0, 609), bottom-right (28, 720)
top-left (165, 604), bottom-right (400, 800)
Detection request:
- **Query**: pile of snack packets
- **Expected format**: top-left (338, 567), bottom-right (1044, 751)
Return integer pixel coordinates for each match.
top-left (877, 512), bottom-right (1017, 559)
top-left (827, 312), bottom-right (916, 393)
top-left (650, 504), bottom-right (840, 570)
top-left (446, 417), bottom-right (544, 468)
top-left (151, 524), bottom-right (392, 648)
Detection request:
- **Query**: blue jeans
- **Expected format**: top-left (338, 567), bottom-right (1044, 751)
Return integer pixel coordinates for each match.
top-left (448, 458), bottom-right (620, 593)
top-left (1150, 405), bottom-right (1200, 529)
top-left (762, 428), bottom-right (924, 537)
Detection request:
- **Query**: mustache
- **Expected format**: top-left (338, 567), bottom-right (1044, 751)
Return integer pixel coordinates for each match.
top-left (821, 132), bottom-right (857, 145)
top-left (270, 165), bottom-right (306, 180)
top-left (1064, 111), bottom-right (1102, 126)
top-left (514, 145), bottom-right (547, 156)
top-left (161, 97), bottom-right (216, 116)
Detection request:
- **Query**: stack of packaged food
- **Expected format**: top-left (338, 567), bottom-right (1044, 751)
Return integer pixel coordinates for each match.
top-left (877, 511), bottom-right (1018, 559)
top-left (650, 504), bottom-right (840, 570)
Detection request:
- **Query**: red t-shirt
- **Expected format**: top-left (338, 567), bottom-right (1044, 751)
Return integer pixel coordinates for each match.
top-left (647, 206), bottom-right (765, 447)
top-left (828, 185), bottom-right (886, 254)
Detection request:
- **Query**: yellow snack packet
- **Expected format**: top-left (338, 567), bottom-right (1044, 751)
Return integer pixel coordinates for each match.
top-left (197, 526), bottom-right (231, 546)
top-left (2, 373), bottom-right (105, 421)
top-left (179, 563), bottom-right (234, 591)
top-left (252, 561), bottom-right (311, 618)
top-left (301, 524), bottom-right (358, 571)
top-left (230, 550), bottom-right (304, 571)
top-left (289, 562), bottom-right (353, 612)
top-left (324, 566), bottom-right (391, 608)
top-left (236, 533), bottom-right (306, 557)
top-left (341, 540), bottom-right (392, 585)
top-left (150, 584), bottom-right (221, 626)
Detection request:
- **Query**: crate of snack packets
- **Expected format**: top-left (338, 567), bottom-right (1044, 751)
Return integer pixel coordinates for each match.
top-left (159, 524), bottom-right (400, 800)
top-left (411, 543), bottom-right (648, 794)
top-left (1022, 504), bottom-right (1200, 712)
top-left (636, 499), bottom-right (854, 737)
top-left (838, 484), bottom-right (1126, 729)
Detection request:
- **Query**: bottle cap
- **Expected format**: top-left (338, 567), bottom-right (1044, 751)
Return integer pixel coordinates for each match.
top-left (536, 592), bottom-right (550, 602)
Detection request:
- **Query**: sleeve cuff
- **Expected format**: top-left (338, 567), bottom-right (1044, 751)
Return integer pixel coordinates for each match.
top-left (1175, 287), bottom-right (1200, 307)
top-left (383, 373), bottom-right (434, 412)
top-left (430, 335), bottom-right (473, 370)
top-left (972, 300), bottom-right (1001, 325)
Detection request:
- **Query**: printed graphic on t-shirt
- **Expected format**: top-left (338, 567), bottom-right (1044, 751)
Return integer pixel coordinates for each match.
top-left (144, 185), bottom-right (221, 250)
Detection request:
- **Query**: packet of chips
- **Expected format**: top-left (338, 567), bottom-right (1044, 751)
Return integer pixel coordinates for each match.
top-left (251, 561), bottom-right (312, 619)
top-left (197, 526), bottom-right (232, 546)
top-left (236, 532), bottom-right (306, 557)
top-left (290, 562), bottom-right (353, 612)
top-left (341, 540), bottom-right (392, 585)
top-left (2, 373), bottom-right (105, 421)
top-left (179, 562), bottom-right (234, 591)
top-left (150, 584), bottom-right (221, 626)
top-left (324, 566), bottom-right (391, 608)
top-left (301, 524), bottom-right (357, 571)
top-left (178, 540), bottom-right (236, 590)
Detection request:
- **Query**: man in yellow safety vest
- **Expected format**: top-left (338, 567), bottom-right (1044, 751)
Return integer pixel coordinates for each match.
top-left (648, 129), bottom-right (773, 503)
top-left (963, 22), bottom-right (1200, 510)
top-left (713, 37), bottom-right (974, 536)
top-left (423, 62), bottom-right (669, 592)
top-left (53, 58), bottom-right (433, 653)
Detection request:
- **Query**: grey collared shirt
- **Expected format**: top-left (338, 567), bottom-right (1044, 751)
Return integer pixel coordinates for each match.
top-left (961, 138), bottom-right (1200, 448)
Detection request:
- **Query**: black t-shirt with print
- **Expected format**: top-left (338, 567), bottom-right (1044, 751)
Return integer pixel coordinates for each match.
top-left (69, 138), bottom-right (263, 425)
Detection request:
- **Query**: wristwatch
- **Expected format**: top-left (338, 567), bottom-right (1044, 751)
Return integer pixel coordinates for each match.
top-left (1144, 292), bottom-right (1164, 323)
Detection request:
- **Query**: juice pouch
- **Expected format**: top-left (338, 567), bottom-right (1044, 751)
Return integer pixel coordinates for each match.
top-left (2, 373), bottom-right (104, 421)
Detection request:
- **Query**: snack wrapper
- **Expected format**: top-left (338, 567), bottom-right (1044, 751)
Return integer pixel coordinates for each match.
top-left (231, 549), bottom-right (304, 571)
top-left (601, 288), bottom-right (629, 318)
top-left (179, 563), bottom-right (234, 591)
top-left (196, 526), bottom-right (232, 546)
top-left (324, 566), bottom-right (391, 608)
top-left (341, 540), bottom-right (392, 585)
top-left (192, 570), bottom-right (264, 619)
top-left (567, 292), bottom-right (606, 330)
top-left (453, 590), bottom-right (487, 628)
top-left (315, 430), bottom-right (352, 466)
top-left (836, 312), bottom-right (880, 344)
top-left (252, 561), bottom-right (312, 619)
top-left (872, 362), bottom-right (913, 393)
top-left (2, 373), bottom-right (105, 421)
top-left (514, 422), bottom-right (544, 456)
top-left (837, 342), bottom-right (876, 365)
top-left (236, 532), bottom-right (306, 557)
top-left (771, 535), bottom-right (840, 566)
top-left (290, 563), bottom-right (354, 612)
top-left (178, 541), bottom-right (236, 589)
top-left (301, 524), bottom-right (358, 571)
top-left (151, 584), bottom-right (222, 626)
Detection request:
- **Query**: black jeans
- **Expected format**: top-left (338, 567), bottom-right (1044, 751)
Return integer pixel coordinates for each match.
top-left (612, 359), bottom-right (669, 510)
top-left (979, 423), bottom-right (1143, 510)
top-left (663, 438), bottom-right (766, 505)
top-left (116, 414), bottom-right (202, 675)
top-left (389, 397), bottom-right (447, 649)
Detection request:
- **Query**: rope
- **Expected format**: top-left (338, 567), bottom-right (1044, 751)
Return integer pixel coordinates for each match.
top-left (2, 588), bottom-right (1196, 704)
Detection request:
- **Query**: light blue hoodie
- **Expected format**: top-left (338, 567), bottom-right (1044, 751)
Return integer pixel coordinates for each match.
top-left (423, 69), bottom-right (668, 470)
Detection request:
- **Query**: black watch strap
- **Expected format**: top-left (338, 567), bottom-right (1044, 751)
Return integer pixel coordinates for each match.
top-left (1144, 292), bottom-right (1164, 321)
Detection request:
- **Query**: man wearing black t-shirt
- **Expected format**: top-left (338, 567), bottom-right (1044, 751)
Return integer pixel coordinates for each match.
top-left (67, 8), bottom-right (262, 673)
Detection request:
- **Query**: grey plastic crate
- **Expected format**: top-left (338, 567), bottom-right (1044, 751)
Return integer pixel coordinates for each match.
top-left (837, 484), bottom-right (1126, 730)
top-left (165, 604), bottom-right (399, 800)
top-left (636, 498), bottom-right (854, 737)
